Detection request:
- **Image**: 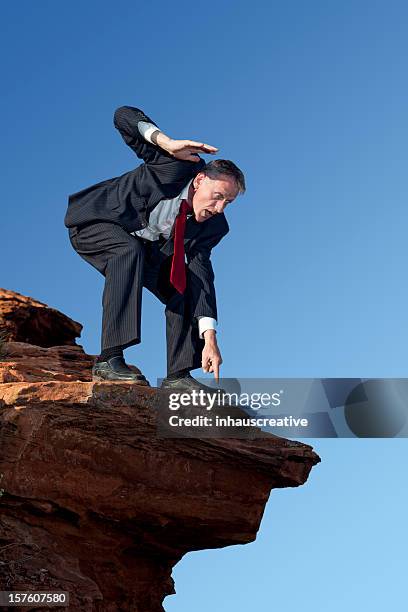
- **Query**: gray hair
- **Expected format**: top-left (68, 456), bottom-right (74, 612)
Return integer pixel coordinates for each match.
top-left (202, 159), bottom-right (246, 194)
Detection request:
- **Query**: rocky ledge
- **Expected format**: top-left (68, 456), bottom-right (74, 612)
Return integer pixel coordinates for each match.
top-left (0, 289), bottom-right (320, 611)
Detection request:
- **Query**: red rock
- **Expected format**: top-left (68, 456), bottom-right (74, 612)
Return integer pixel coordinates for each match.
top-left (0, 288), bottom-right (81, 347)
top-left (0, 292), bottom-right (321, 610)
top-left (0, 342), bottom-right (94, 383)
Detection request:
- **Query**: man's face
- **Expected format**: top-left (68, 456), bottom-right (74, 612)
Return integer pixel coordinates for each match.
top-left (190, 173), bottom-right (239, 223)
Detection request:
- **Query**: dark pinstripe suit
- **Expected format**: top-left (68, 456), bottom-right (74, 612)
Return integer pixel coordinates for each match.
top-left (65, 106), bottom-right (229, 373)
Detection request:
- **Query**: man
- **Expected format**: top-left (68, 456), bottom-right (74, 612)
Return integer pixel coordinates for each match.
top-left (65, 105), bottom-right (245, 391)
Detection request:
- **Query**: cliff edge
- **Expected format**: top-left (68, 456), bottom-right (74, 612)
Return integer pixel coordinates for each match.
top-left (0, 288), bottom-right (320, 611)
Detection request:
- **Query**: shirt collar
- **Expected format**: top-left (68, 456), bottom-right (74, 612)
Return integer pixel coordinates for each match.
top-left (179, 178), bottom-right (194, 204)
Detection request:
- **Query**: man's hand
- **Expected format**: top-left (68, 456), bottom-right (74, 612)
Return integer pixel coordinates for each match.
top-left (201, 330), bottom-right (223, 381)
top-left (155, 133), bottom-right (218, 162)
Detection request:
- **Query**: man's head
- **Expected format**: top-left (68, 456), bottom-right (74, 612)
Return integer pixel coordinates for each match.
top-left (190, 159), bottom-right (246, 223)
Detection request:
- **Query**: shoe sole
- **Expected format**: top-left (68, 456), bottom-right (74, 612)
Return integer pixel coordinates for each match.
top-left (92, 373), bottom-right (150, 385)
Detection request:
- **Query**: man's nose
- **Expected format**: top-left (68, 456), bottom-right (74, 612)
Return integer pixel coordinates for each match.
top-left (215, 202), bottom-right (226, 214)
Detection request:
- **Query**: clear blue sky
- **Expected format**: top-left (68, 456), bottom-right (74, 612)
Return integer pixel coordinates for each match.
top-left (1, 1), bottom-right (407, 609)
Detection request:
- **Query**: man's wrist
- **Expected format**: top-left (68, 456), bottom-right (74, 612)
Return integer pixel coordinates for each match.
top-left (203, 329), bottom-right (217, 343)
top-left (198, 317), bottom-right (217, 339)
top-left (137, 121), bottom-right (174, 153)
top-left (155, 132), bottom-right (174, 153)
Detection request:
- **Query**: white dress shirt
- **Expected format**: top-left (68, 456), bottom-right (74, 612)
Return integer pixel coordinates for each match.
top-left (134, 121), bottom-right (217, 340)
top-left (132, 176), bottom-right (192, 242)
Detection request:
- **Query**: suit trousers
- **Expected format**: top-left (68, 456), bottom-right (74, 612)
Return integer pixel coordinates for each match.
top-left (68, 221), bottom-right (205, 374)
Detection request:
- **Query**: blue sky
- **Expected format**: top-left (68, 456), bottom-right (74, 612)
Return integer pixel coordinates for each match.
top-left (1, 1), bottom-right (407, 609)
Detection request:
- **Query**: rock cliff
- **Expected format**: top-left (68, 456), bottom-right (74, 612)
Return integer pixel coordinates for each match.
top-left (0, 289), bottom-right (320, 611)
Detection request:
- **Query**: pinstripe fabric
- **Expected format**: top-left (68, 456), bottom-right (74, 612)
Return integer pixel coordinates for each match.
top-left (65, 105), bottom-right (230, 374)
top-left (64, 106), bottom-right (206, 232)
top-left (165, 288), bottom-right (205, 373)
top-left (68, 222), bottom-right (205, 373)
top-left (68, 222), bottom-right (144, 350)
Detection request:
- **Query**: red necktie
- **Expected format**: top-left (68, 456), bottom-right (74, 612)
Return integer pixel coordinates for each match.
top-left (170, 199), bottom-right (191, 294)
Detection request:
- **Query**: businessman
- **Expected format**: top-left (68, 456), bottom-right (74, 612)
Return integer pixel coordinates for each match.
top-left (65, 105), bottom-right (245, 391)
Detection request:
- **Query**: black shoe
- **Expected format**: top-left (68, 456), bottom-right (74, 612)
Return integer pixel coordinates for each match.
top-left (161, 372), bottom-right (224, 393)
top-left (92, 356), bottom-right (150, 384)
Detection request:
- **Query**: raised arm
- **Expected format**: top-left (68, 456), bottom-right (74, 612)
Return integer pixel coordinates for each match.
top-left (114, 106), bottom-right (164, 163)
top-left (114, 105), bottom-right (219, 165)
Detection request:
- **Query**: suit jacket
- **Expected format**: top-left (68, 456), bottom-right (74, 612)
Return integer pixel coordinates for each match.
top-left (64, 105), bottom-right (229, 321)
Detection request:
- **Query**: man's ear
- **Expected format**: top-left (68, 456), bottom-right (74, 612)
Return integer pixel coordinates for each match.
top-left (193, 172), bottom-right (206, 190)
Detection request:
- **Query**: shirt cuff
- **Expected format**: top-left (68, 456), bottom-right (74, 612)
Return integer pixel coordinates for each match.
top-left (197, 316), bottom-right (217, 339)
top-left (138, 120), bottom-right (160, 144)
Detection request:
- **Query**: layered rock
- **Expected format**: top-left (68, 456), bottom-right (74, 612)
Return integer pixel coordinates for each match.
top-left (0, 342), bottom-right (93, 383)
top-left (0, 290), bottom-right (320, 611)
top-left (0, 288), bottom-right (81, 347)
